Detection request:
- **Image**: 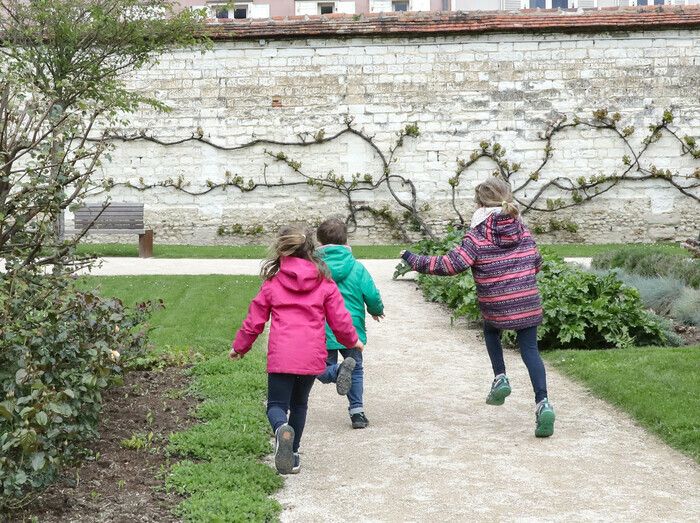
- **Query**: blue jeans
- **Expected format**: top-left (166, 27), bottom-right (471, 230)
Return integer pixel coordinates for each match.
top-left (267, 373), bottom-right (316, 453)
top-left (317, 348), bottom-right (364, 415)
top-left (483, 324), bottom-right (548, 404)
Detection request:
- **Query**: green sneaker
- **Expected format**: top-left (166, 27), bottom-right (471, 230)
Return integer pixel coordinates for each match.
top-left (485, 374), bottom-right (511, 405)
top-left (535, 399), bottom-right (555, 438)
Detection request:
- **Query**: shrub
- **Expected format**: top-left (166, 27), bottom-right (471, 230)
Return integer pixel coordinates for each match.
top-left (0, 273), bottom-right (155, 509)
top-left (591, 247), bottom-right (700, 288)
top-left (671, 288), bottom-right (700, 327)
top-left (400, 234), bottom-right (674, 350)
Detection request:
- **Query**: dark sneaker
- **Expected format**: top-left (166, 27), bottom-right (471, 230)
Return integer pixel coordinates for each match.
top-left (336, 357), bottom-right (356, 396)
top-left (274, 424), bottom-right (295, 474)
top-left (350, 412), bottom-right (369, 429)
top-left (535, 398), bottom-right (555, 438)
top-left (291, 453), bottom-right (301, 474)
top-left (486, 374), bottom-right (511, 405)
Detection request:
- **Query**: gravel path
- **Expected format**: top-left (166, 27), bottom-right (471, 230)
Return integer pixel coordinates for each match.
top-left (94, 257), bottom-right (699, 522)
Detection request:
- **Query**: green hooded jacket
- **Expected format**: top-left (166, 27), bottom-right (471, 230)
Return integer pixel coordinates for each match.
top-left (318, 245), bottom-right (384, 350)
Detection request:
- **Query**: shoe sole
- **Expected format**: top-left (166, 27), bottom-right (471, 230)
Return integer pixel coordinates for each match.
top-left (336, 358), bottom-right (356, 396)
top-left (352, 420), bottom-right (369, 429)
top-left (274, 425), bottom-right (295, 474)
top-left (486, 385), bottom-right (511, 406)
top-left (535, 410), bottom-right (555, 438)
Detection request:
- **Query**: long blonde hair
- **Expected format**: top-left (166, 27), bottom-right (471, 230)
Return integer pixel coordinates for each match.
top-left (474, 177), bottom-right (519, 218)
top-left (260, 225), bottom-right (330, 280)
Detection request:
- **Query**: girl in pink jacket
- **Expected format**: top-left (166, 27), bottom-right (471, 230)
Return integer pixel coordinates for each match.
top-left (230, 226), bottom-right (363, 474)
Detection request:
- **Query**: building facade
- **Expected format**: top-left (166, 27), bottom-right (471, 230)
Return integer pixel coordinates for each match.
top-left (178, 0), bottom-right (700, 20)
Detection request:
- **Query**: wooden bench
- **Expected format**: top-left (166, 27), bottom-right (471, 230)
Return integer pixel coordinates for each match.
top-left (73, 203), bottom-right (153, 258)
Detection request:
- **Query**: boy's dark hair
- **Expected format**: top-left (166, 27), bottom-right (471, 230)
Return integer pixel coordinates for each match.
top-left (317, 218), bottom-right (348, 245)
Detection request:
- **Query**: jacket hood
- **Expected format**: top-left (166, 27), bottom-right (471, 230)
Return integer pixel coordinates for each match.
top-left (317, 245), bottom-right (354, 283)
top-left (482, 213), bottom-right (524, 248)
top-left (276, 256), bottom-right (324, 292)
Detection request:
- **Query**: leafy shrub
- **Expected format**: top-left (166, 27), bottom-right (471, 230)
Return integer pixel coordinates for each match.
top-left (589, 270), bottom-right (685, 317)
top-left (592, 248), bottom-right (700, 288)
top-left (399, 234), bottom-right (674, 350)
top-left (0, 273), bottom-right (155, 508)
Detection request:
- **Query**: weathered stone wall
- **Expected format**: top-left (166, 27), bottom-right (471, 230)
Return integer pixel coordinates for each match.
top-left (84, 27), bottom-right (700, 244)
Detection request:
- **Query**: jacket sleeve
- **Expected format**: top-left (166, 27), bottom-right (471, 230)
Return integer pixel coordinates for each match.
top-left (360, 266), bottom-right (384, 316)
top-left (232, 283), bottom-right (271, 355)
top-left (401, 237), bottom-right (476, 276)
top-left (324, 283), bottom-right (359, 349)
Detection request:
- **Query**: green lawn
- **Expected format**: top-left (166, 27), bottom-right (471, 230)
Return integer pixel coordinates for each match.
top-left (540, 242), bottom-right (686, 258)
top-left (76, 243), bottom-right (408, 259)
top-left (544, 346), bottom-right (700, 463)
top-left (77, 242), bottom-right (686, 260)
top-left (86, 275), bottom-right (281, 521)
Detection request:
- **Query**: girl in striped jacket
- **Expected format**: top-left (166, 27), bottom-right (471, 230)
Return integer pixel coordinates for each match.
top-left (400, 177), bottom-right (555, 438)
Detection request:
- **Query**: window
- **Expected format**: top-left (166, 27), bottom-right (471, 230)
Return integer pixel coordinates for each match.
top-left (529, 0), bottom-right (545, 6)
top-left (234, 5), bottom-right (248, 18)
top-left (318, 2), bottom-right (335, 13)
top-left (214, 6), bottom-right (228, 18)
top-left (393, 1), bottom-right (409, 9)
top-left (551, 0), bottom-right (568, 7)
top-left (442, 0), bottom-right (450, 9)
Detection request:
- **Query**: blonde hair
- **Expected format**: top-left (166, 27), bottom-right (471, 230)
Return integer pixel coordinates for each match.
top-left (260, 225), bottom-right (330, 280)
top-left (474, 177), bottom-right (519, 218)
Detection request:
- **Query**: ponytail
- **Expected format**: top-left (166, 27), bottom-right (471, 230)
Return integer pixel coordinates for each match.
top-left (475, 177), bottom-right (520, 218)
top-left (501, 200), bottom-right (520, 218)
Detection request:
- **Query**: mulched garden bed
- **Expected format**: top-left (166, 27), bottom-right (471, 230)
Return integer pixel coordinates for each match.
top-left (6, 367), bottom-right (198, 523)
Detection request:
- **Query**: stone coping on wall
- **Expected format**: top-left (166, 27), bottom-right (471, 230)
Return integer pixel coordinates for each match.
top-left (205, 5), bottom-right (700, 40)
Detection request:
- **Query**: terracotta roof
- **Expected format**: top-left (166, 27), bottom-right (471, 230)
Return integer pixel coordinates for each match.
top-left (206, 6), bottom-right (700, 40)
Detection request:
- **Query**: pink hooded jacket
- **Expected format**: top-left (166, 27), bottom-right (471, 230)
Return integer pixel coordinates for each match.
top-left (232, 256), bottom-right (359, 375)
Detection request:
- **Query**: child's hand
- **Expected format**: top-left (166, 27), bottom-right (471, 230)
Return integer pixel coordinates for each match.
top-left (353, 339), bottom-right (364, 352)
top-left (229, 348), bottom-right (243, 361)
top-left (371, 314), bottom-right (384, 322)
top-left (399, 249), bottom-right (406, 257)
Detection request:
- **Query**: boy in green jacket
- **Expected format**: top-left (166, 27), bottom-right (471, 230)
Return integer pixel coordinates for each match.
top-left (316, 218), bottom-right (384, 429)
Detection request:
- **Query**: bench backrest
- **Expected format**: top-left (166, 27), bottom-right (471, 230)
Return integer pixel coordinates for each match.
top-left (74, 203), bottom-right (144, 231)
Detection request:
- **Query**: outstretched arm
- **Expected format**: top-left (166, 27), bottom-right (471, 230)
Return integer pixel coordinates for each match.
top-left (361, 266), bottom-right (384, 317)
top-left (401, 238), bottom-right (476, 276)
top-left (231, 283), bottom-right (271, 357)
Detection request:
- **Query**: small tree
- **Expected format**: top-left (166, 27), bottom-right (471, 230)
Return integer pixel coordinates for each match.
top-left (0, 0), bottom-right (206, 507)
top-left (0, 0), bottom-right (205, 272)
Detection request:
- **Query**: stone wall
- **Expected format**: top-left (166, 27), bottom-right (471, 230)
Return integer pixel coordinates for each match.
top-left (84, 14), bottom-right (700, 244)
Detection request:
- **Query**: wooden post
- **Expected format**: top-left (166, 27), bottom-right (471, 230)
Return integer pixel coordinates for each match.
top-left (138, 230), bottom-right (154, 258)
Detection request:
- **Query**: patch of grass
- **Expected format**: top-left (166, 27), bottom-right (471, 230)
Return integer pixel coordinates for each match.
top-left (540, 243), bottom-right (686, 258)
top-left (78, 241), bottom-right (686, 260)
top-left (85, 275), bottom-right (282, 521)
top-left (544, 346), bottom-right (700, 463)
top-left (76, 243), bottom-right (408, 259)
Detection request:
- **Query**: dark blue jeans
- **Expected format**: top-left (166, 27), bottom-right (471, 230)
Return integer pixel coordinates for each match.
top-left (267, 373), bottom-right (316, 453)
top-left (317, 348), bottom-right (364, 415)
top-left (483, 323), bottom-right (548, 404)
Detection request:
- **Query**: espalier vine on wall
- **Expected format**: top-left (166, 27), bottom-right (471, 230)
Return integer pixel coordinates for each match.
top-left (98, 109), bottom-right (700, 240)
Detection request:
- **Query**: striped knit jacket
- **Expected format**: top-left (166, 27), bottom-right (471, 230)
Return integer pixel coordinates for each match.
top-left (402, 213), bottom-right (543, 331)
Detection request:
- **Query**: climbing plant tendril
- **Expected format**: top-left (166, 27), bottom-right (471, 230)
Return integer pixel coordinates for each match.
top-left (98, 109), bottom-right (699, 240)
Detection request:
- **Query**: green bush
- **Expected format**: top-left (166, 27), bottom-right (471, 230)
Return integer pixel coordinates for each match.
top-left (400, 234), bottom-right (675, 350)
top-left (588, 269), bottom-right (700, 328)
top-left (591, 247), bottom-right (700, 288)
top-left (0, 273), bottom-right (154, 508)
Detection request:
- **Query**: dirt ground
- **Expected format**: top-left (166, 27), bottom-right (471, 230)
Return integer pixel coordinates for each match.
top-left (7, 367), bottom-right (197, 523)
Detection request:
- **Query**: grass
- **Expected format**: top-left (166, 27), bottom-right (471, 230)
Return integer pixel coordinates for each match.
top-left (543, 345), bottom-right (700, 463)
top-left (86, 275), bottom-right (282, 521)
top-left (76, 243), bottom-right (407, 259)
top-left (77, 242), bottom-right (687, 260)
top-left (540, 242), bottom-right (687, 258)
